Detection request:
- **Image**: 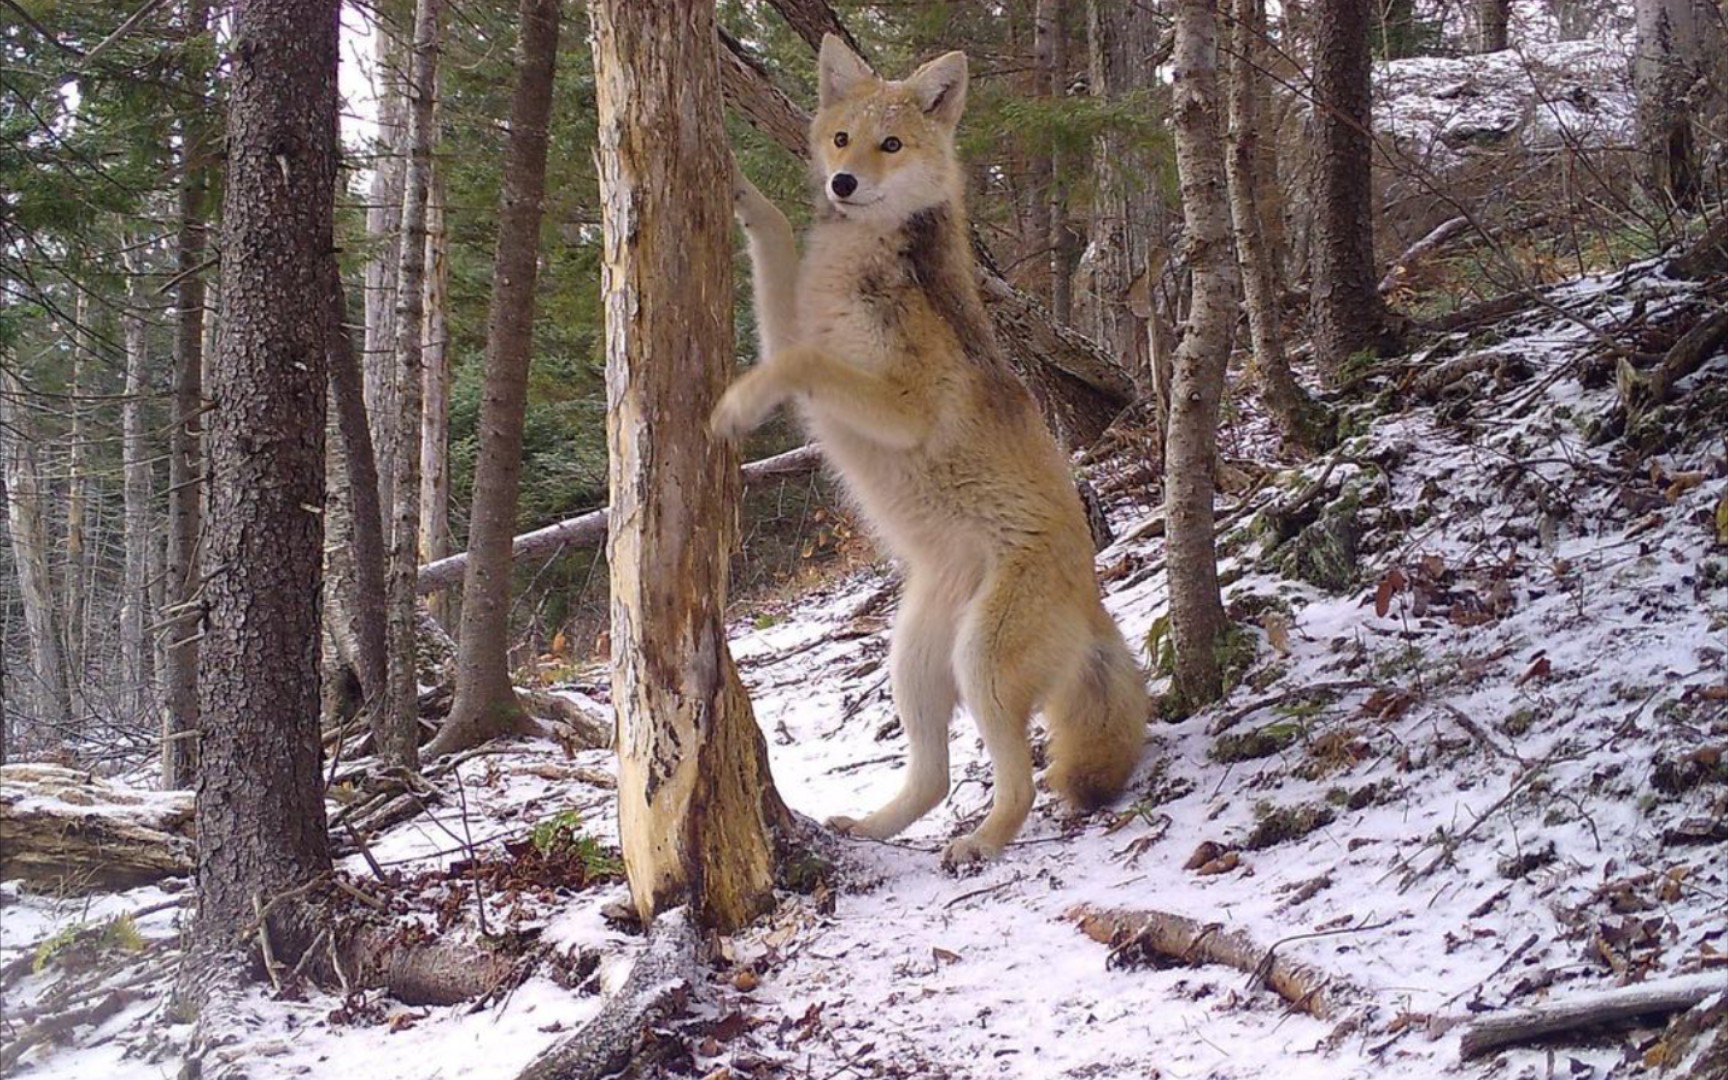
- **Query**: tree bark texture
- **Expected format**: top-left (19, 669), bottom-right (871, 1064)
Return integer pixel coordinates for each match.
top-left (1225, 0), bottom-right (1326, 450)
top-left (1082, 0), bottom-right (1166, 391)
top-left (327, 266), bottom-right (389, 709)
top-left (1633, 0), bottom-right (1701, 209)
top-left (431, 0), bottom-right (561, 759)
top-left (419, 146), bottom-right (452, 621)
top-left (193, 0), bottom-right (337, 951)
top-left (1310, 0), bottom-right (1387, 374)
top-left (122, 251), bottom-right (157, 731)
top-left (64, 293), bottom-right (89, 707)
top-left (380, 0), bottom-right (441, 773)
top-left (1478, 0), bottom-right (1510, 51)
top-left (0, 366), bottom-right (72, 737)
top-left (164, 9), bottom-right (211, 789)
top-left (1166, 0), bottom-right (1236, 708)
top-left (594, 0), bottom-right (788, 934)
top-left (364, 15), bottom-right (407, 513)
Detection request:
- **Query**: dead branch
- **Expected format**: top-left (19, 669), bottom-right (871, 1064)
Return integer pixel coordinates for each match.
top-left (1066, 904), bottom-right (1345, 1019)
top-left (1207, 679), bottom-right (1379, 736)
top-left (1458, 974), bottom-right (1726, 1061)
top-left (0, 988), bottom-right (137, 1072)
top-left (1380, 216), bottom-right (1471, 295)
top-left (513, 908), bottom-right (699, 1080)
top-left (1620, 304), bottom-right (1728, 423)
top-left (416, 445), bottom-right (822, 594)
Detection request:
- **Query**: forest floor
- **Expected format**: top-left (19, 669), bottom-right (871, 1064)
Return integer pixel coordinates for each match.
top-left (3, 255), bottom-right (1727, 1078)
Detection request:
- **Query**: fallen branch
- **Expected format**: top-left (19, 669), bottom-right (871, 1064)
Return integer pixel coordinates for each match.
top-left (1620, 304), bottom-right (1728, 424)
top-left (1066, 904), bottom-right (1346, 1019)
top-left (1380, 216), bottom-right (1471, 295)
top-left (416, 445), bottom-right (822, 594)
top-left (1458, 973), bottom-right (1727, 1061)
top-left (0, 988), bottom-right (137, 1072)
top-left (1666, 214), bottom-right (1728, 280)
top-left (514, 908), bottom-right (699, 1080)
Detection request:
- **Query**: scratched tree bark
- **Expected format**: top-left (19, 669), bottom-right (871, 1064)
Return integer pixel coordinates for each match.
top-left (593, 0), bottom-right (789, 933)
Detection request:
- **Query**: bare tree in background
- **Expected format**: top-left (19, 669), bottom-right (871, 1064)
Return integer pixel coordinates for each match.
top-left (1165, 0), bottom-right (1237, 709)
top-left (594, 0), bottom-right (790, 932)
top-left (1633, 0), bottom-right (1703, 209)
top-left (379, 0), bottom-right (442, 772)
top-left (122, 249), bottom-right (156, 730)
top-left (162, 0), bottom-right (212, 789)
top-left (1, 365), bottom-right (72, 737)
top-left (1226, 0), bottom-right (1329, 450)
top-left (430, 0), bottom-right (560, 759)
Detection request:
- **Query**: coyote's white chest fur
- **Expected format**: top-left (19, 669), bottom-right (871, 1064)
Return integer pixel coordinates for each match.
top-left (712, 34), bottom-right (1148, 868)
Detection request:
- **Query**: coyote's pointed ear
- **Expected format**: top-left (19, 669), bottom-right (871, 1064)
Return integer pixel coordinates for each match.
top-left (906, 50), bottom-right (968, 127)
top-left (818, 34), bottom-right (875, 107)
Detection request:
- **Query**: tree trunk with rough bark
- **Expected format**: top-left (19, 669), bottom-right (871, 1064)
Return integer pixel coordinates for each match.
top-left (1166, 0), bottom-right (1236, 710)
top-left (1310, 0), bottom-right (1388, 376)
top-left (0, 366), bottom-right (72, 739)
top-left (365, 16), bottom-right (407, 514)
top-left (594, 0), bottom-right (789, 933)
top-left (1478, 0), bottom-right (1510, 51)
top-left (1633, 0), bottom-right (1701, 209)
top-left (1226, 0), bottom-right (1329, 450)
top-left (191, 0), bottom-right (337, 959)
top-left (65, 294), bottom-right (90, 710)
top-left (419, 146), bottom-right (452, 624)
top-left (429, 0), bottom-right (560, 759)
top-left (1083, 0), bottom-right (1167, 392)
top-left (327, 267), bottom-right (389, 711)
top-left (163, 0), bottom-right (211, 790)
top-left (380, 0), bottom-right (441, 773)
top-left (122, 251), bottom-right (156, 731)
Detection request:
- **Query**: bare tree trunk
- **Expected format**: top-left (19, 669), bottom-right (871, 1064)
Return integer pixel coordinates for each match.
top-left (1081, 0), bottom-right (1165, 390)
top-left (419, 144), bottom-right (453, 624)
top-left (122, 251), bottom-right (156, 730)
top-left (163, 0), bottom-right (211, 791)
top-left (1026, 0), bottom-right (1057, 305)
top-left (1478, 0), bottom-right (1510, 51)
top-left (1046, 0), bottom-right (1080, 325)
top-left (429, 0), bottom-right (560, 759)
top-left (1310, 0), bottom-right (1390, 374)
top-left (379, 0), bottom-right (441, 773)
top-left (327, 267), bottom-right (389, 709)
top-left (0, 367), bottom-right (72, 738)
top-left (64, 293), bottom-right (90, 713)
top-left (364, 17), bottom-right (407, 515)
top-left (191, 0), bottom-right (336, 959)
top-left (1226, 0), bottom-right (1329, 450)
top-left (1633, 0), bottom-right (1701, 209)
top-left (594, 0), bottom-right (789, 933)
top-left (1166, 0), bottom-right (1236, 710)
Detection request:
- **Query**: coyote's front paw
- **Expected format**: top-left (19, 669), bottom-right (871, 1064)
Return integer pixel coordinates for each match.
top-left (710, 368), bottom-right (781, 440)
top-left (940, 833), bottom-right (1002, 872)
top-left (732, 171), bottom-right (779, 231)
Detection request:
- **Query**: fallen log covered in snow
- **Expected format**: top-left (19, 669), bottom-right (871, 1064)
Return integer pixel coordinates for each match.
top-left (1066, 903), bottom-right (1347, 1020)
top-left (1458, 973), bottom-right (1728, 1061)
top-left (0, 764), bottom-right (193, 892)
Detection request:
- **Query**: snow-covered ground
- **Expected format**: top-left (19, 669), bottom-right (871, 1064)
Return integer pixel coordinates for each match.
top-left (3, 258), bottom-right (1725, 1078)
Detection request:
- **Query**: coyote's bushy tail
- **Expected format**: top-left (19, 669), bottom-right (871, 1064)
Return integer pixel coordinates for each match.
top-left (1045, 625), bottom-right (1148, 811)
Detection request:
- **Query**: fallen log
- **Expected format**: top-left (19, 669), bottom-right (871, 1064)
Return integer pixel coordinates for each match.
top-left (1066, 903), bottom-right (1344, 1020)
top-left (0, 764), bottom-right (193, 892)
top-left (514, 908), bottom-right (698, 1080)
top-left (416, 444), bottom-right (822, 594)
top-left (1458, 973), bottom-right (1727, 1061)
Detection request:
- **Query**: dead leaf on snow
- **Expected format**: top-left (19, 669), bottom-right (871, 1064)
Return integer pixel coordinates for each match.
top-left (1374, 567), bottom-right (1407, 618)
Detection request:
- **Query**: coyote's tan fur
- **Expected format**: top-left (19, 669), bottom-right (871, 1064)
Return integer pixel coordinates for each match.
top-left (712, 35), bottom-right (1147, 866)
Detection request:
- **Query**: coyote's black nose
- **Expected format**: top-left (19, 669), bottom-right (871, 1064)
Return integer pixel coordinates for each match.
top-left (831, 173), bottom-right (858, 198)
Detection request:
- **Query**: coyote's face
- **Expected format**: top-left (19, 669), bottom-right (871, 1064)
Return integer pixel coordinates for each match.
top-left (811, 37), bottom-right (968, 225)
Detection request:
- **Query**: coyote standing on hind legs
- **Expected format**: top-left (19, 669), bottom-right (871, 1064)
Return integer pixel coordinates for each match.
top-left (712, 35), bottom-right (1148, 867)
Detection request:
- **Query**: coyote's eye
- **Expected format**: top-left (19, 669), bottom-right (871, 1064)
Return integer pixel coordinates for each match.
top-left (880, 136), bottom-right (903, 153)
top-left (834, 131), bottom-right (849, 148)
